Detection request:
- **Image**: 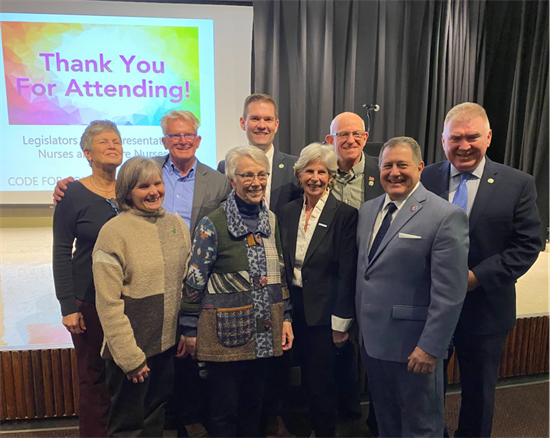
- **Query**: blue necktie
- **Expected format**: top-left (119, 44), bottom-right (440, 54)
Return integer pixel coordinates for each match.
top-left (369, 202), bottom-right (397, 261)
top-left (452, 173), bottom-right (472, 212)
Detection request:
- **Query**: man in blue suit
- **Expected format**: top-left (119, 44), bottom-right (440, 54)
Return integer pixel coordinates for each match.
top-left (421, 102), bottom-right (541, 437)
top-left (356, 137), bottom-right (469, 437)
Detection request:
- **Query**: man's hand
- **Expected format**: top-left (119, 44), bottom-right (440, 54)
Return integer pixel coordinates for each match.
top-left (176, 336), bottom-right (189, 358)
top-left (407, 346), bottom-right (437, 374)
top-left (332, 330), bottom-right (349, 348)
top-left (282, 321), bottom-right (294, 351)
top-left (467, 270), bottom-right (479, 292)
top-left (183, 336), bottom-right (197, 359)
top-left (127, 364), bottom-right (150, 383)
top-left (53, 177), bottom-right (74, 204)
top-left (62, 312), bottom-right (86, 335)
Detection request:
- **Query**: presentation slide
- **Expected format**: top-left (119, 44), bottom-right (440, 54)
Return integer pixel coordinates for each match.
top-left (0, 0), bottom-right (252, 350)
top-left (0, 0), bottom-right (253, 205)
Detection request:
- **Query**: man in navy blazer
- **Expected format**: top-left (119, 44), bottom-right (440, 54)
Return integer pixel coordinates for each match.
top-left (421, 103), bottom-right (541, 437)
top-left (217, 93), bottom-right (301, 216)
top-left (356, 137), bottom-right (469, 437)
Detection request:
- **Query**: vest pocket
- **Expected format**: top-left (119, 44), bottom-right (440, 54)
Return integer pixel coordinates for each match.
top-left (216, 305), bottom-right (255, 348)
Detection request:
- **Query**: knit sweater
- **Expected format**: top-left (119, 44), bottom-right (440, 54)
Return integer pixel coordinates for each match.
top-left (93, 207), bottom-right (190, 374)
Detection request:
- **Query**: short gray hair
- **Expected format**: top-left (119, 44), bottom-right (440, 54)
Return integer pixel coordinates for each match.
top-left (294, 142), bottom-right (338, 186)
top-left (444, 102), bottom-right (490, 132)
top-left (379, 137), bottom-right (423, 166)
top-left (225, 146), bottom-right (270, 180)
top-left (160, 110), bottom-right (200, 135)
top-left (115, 157), bottom-right (163, 211)
top-left (80, 120), bottom-right (121, 152)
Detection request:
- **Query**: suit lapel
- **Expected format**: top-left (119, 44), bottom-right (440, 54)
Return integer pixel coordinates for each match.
top-left (469, 158), bottom-right (498, 233)
top-left (369, 185), bottom-right (427, 265)
top-left (270, 150), bottom-right (285, 211)
top-left (286, 199), bottom-right (302, 270)
top-left (303, 194), bottom-right (338, 267)
top-left (433, 161), bottom-right (451, 199)
top-left (191, 161), bottom-right (207, 231)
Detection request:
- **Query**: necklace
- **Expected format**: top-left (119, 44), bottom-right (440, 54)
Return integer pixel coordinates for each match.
top-left (90, 175), bottom-right (115, 194)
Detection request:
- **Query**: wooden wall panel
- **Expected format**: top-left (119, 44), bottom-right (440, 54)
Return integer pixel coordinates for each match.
top-left (1, 349), bottom-right (78, 421)
top-left (1, 316), bottom-right (548, 421)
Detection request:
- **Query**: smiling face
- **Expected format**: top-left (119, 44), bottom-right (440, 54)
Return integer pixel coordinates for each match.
top-left (379, 145), bottom-right (424, 201)
top-left (84, 131), bottom-right (123, 168)
top-left (298, 159), bottom-right (332, 203)
top-left (162, 118), bottom-right (201, 168)
top-left (442, 116), bottom-right (492, 173)
top-left (325, 112), bottom-right (369, 169)
top-left (129, 175), bottom-right (165, 213)
top-left (229, 156), bottom-right (268, 204)
top-left (240, 101), bottom-right (279, 151)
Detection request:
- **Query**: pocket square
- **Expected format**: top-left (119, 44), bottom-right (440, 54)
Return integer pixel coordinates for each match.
top-left (398, 232), bottom-right (422, 239)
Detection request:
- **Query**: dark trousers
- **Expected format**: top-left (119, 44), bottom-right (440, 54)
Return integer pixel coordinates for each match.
top-left (206, 359), bottom-right (271, 437)
top-left (72, 300), bottom-right (110, 438)
top-left (294, 323), bottom-right (338, 437)
top-left (261, 350), bottom-right (293, 429)
top-left (106, 347), bottom-right (174, 437)
top-left (362, 346), bottom-right (445, 437)
top-left (166, 355), bottom-right (207, 435)
top-left (335, 331), bottom-right (362, 420)
top-left (453, 329), bottom-right (509, 437)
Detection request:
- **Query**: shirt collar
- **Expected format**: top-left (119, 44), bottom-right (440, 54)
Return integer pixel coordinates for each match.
top-left (165, 156), bottom-right (197, 178)
top-left (338, 152), bottom-right (365, 177)
top-left (450, 156), bottom-right (486, 180)
top-left (382, 181), bottom-right (421, 211)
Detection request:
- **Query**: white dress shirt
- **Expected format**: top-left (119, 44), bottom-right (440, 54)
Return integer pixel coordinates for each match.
top-left (264, 145), bottom-right (275, 208)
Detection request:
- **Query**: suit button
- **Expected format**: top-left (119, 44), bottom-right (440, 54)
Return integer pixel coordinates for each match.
top-left (304, 279), bottom-right (308, 283)
top-left (364, 275), bottom-right (370, 281)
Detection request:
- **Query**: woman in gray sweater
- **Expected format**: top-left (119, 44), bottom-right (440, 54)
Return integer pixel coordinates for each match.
top-left (93, 156), bottom-right (191, 437)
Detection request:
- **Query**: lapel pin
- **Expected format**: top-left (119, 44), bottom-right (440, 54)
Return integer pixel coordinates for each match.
top-left (279, 163), bottom-right (284, 168)
top-left (410, 205), bottom-right (418, 212)
top-left (318, 223), bottom-right (327, 228)
top-left (488, 178), bottom-right (494, 184)
top-left (369, 176), bottom-right (375, 181)
top-left (368, 181), bottom-right (374, 186)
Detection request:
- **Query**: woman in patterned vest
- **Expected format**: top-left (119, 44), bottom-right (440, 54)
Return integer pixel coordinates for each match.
top-left (179, 146), bottom-right (294, 437)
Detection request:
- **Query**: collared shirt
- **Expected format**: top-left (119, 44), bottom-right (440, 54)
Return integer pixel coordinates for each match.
top-left (369, 182), bottom-right (420, 252)
top-left (292, 191), bottom-right (352, 332)
top-left (332, 152), bottom-right (365, 209)
top-left (448, 156), bottom-right (485, 216)
top-left (162, 157), bottom-right (197, 228)
top-left (264, 145), bottom-right (274, 208)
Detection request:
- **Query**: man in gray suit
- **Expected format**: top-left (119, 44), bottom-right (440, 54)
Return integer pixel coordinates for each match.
top-left (154, 110), bottom-right (230, 233)
top-left (356, 137), bottom-right (469, 437)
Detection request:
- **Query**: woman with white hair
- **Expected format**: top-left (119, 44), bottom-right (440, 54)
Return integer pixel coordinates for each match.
top-left (179, 145), bottom-right (293, 437)
top-left (92, 156), bottom-right (191, 437)
top-left (279, 142), bottom-right (358, 437)
top-left (52, 120), bottom-right (123, 437)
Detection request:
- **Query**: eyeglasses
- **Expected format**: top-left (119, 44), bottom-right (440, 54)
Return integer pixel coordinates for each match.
top-left (106, 198), bottom-right (120, 215)
top-left (235, 172), bottom-right (270, 183)
top-left (331, 130), bottom-right (366, 139)
top-left (166, 133), bottom-right (198, 143)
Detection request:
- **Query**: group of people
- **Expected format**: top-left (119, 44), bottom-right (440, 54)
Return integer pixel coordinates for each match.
top-left (52, 94), bottom-right (541, 438)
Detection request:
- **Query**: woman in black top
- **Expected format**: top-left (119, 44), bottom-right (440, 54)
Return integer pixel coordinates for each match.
top-left (53, 120), bottom-right (123, 437)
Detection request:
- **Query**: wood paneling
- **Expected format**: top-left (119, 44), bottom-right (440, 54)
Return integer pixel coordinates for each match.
top-left (1, 316), bottom-right (549, 420)
top-left (1, 349), bottom-right (78, 421)
top-left (447, 316), bottom-right (550, 384)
